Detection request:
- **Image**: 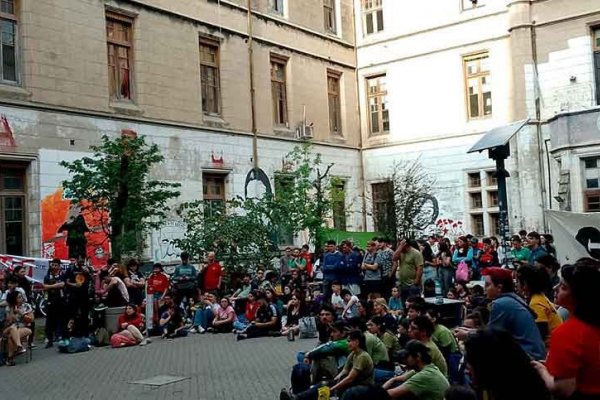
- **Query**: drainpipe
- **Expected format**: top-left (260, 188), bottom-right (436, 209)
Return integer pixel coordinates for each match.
top-left (530, 22), bottom-right (548, 231)
top-left (247, 0), bottom-right (258, 169)
top-left (544, 138), bottom-right (553, 209)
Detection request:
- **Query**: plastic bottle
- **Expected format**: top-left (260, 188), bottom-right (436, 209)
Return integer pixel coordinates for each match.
top-left (317, 385), bottom-right (330, 400)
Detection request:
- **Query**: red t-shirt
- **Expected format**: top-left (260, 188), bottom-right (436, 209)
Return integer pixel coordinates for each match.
top-left (302, 253), bottom-right (313, 277)
top-left (245, 301), bottom-right (259, 322)
top-left (118, 313), bottom-right (143, 330)
top-left (203, 262), bottom-right (223, 291)
top-left (546, 316), bottom-right (600, 395)
top-left (147, 272), bottom-right (169, 295)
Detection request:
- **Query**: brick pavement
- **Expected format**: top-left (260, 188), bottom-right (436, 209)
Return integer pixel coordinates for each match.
top-left (0, 333), bottom-right (311, 400)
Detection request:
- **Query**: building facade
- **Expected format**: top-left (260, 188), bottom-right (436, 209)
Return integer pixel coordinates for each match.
top-left (0, 0), bottom-right (363, 262)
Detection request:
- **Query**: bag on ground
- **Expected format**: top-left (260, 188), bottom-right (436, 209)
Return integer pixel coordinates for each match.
top-left (58, 338), bottom-right (90, 354)
top-left (298, 316), bottom-right (318, 339)
top-left (291, 362), bottom-right (311, 394)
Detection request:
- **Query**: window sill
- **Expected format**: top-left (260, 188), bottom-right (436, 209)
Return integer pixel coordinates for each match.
top-left (273, 126), bottom-right (295, 139)
top-left (203, 114), bottom-right (228, 128)
top-left (0, 84), bottom-right (31, 101)
top-left (110, 101), bottom-right (144, 116)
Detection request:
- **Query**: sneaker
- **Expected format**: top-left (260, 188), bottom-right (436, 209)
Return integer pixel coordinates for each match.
top-left (29, 343), bottom-right (37, 349)
top-left (279, 388), bottom-right (293, 400)
top-left (16, 346), bottom-right (26, 356)
top-left (236, 333), bottom-right (247, 341)
top-left (198, 327), bottom-right (206, 334)
top-left (139, 339), bottom-right (148, 346)
top-left (190, 327), bottom-right (198, 334)
top-left (206, 327), bottom-right (214, 333)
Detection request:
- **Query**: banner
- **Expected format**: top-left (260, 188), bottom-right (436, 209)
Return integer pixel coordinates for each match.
top-left (0, 254), bottom-right (71, 283)
top-left (545, 210), bottom-right (600, 264)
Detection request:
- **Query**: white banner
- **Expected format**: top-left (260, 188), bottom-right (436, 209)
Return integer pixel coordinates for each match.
top-left (0, 254), bottom-right (71, 283)
top-left (545, 210), bottom-right (600, 264)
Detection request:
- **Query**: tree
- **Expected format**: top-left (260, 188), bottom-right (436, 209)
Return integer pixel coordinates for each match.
top-left (60, 134), bottom-right (181, 260)
top-left (384, 159), bottom-right (438, 240)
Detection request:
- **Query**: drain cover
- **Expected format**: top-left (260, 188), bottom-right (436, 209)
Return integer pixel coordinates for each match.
top-left (130, 375), bottom-right (188, 386)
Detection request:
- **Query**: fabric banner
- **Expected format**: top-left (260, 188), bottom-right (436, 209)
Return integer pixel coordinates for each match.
top-left (545, 210), bottom-right (600, 264)
top-left (0, 254), bottom-right (71, 283)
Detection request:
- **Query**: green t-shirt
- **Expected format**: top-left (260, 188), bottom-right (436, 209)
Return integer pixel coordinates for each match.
top-left (343, 349), bottom-right (374, 386)
top-left (397, 247), bottom-right (424, 287)
top-left (425, 340), bottom-right (448, 377)
top-left (288, 257), bottom-right (306, 271)
top-left (365, 332), bottom-right (389, 364)
top-left (511, 247), bottom-right (531, 262)
top-left (404, 364), bottom-right (450, 400)
top-left (381, 331), bottom-right (401, 358)
top-left (431, 324), bottom-right (459, 354)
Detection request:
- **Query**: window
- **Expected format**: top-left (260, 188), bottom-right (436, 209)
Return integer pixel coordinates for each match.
top-left (583, 157), bottom-right (600, 212)
top-left (489, 213), bottom-right (500, 236)
top-left (468, 172), bottom-right (481, 188)
top-left (271, 56), bottom-right (288, 126)
top-left (328, 71), bottom-right (342, 135)
top-left (471, 214), bottom-right (484, 237)
top-left (593, 28), bottom-right (600, 105)
top-left (362, 0), bottom-right (383, 35)
top-left (203, 174), bottom-right (225, 217)
top-left (366, 75), bottom-right (389, 136)
top-left (469, 192), bottom-right (482, 209)
top-left (200, 38), bottom-right (221, 115)
top-left (461, 0), bottom-right (484, 11)
top-left (0, 163), bottom-right (26, 255)
top-left (106, 12), bottom-right (133, 100)
top-left (323, 0), bottom-right (336, 33)
top-left (486, 171), bottom-right (497, 186)
top-left (372, 181), bottom-right (394, 233)
top-left (270, 0), bottom-right (284, 15)
top-left (0, 0), bottom-right (17, 83)
top-left (275, 174), bottom-right (295, 245)
top-left (331, 179), bottom-right (346, 230)
top-left (464, 53), bottom-right (492, 119)
top-left (488, 190), bottom-right (498, 207)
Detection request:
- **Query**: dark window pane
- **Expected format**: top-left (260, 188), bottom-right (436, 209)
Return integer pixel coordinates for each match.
top-left (5, 221), bottom-right (23, 255)
top-left (585, 158), bottom-right (598, 169)
top-left (2, 43), bottom-right (15, 81)
top-left (1, 0), bottom-right (14, 15)
top-left (469, 94), bottom-right (480, 118)
top-left (587, 179), bottom-right (599, 189)
top-left (366, 13), bottom-right (374, 34)
top-left (376, 10), bottom-right (384, 31)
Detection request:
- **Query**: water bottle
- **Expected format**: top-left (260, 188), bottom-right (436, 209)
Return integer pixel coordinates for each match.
top-left (287, 329), bottom-right (295, 342)
top-left (435, 279), bottom-right (443, 304)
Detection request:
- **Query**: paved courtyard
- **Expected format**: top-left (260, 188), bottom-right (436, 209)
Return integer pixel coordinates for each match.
top-left (0, 332), bottom-right (309, 400)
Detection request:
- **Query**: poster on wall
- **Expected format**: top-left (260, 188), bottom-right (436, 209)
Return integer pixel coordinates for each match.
top-left (545, 210), bottom-right (600, 264)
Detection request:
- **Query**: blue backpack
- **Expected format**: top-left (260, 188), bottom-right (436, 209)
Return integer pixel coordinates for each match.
top-left (58, 338), bottom-right (90, 354)
top-left (290, 363), bottom-right (311, 394)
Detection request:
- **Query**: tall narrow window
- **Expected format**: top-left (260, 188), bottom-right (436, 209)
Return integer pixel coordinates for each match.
top-left (372, 181), bottom-right (394, 234)
top-left (0, 0), bottom-right (17, 83)
top-left (106, 12), bottom-right (133, 100)
top-left (271, 55), bottom-right (288, 126)
top-left (203, 174), bottom-right (225, 218)
top-left (583, 157), bottom-right (600, 212)
top-left (0, 163), bottom-right (26, 255)
top-left (367, 75), bottom-right (389, 136)
top-left (323, 0), bottom-right (336, 33)
top-left (331, 179), bottom-right (346, 230)
top-left (467, 170), bottom-right (498, 235)
top-left (362, 0), bottom-right (384, 35)
top-left (464, 53), bottom-right (492, 119)
top-left (200, 38), bottom-right (221, 115)
top-left (593, 28), bottom-right (600, 105)
top-left (328, 71), bottom-right (342, 135)
top-left (270, 0), bottom-right (284, 15)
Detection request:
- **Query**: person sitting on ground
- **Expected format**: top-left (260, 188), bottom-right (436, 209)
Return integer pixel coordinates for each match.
top-left (232, 290), bottom-right (259, 333)
top-left (209, 297), bottom-right (237, 333)
top-left (408, 315), bottom-right (448, 376)
top-left (330, 282), bottom-right (345, 317)
top-left (281, 293), bottom-right (307, 337)
top-left (281, 330), bottom-right (374, 400)
top-left (112, 303), bottom-right (147, 346)
top-left (444, 385), bottom-right (477, 400)
top-left (237, 293), bottom-right (278, 340)
top-left (454, 267), bottom-right (546, 360)
top-left (517, 265), bottom-right (562, 346)
top-left (190, 292), bottom-right (217, 333)
top-left (316, 304), bottom-right (337, 344)
top-left (462, 312), bottom-right (483, 330)
top-left (367, 316), bottom-right (400, 364)
top-left (280, 285), bottom-right (293, 309)
top-left (405, 301), bottom-right (425, 323)
top-left (302, 320), bottom-right (351, 383)
top-left (99, 269), bottom-right (129, 307)
top-left (372, 297), bottom-right (398, 333)
top-left (425, 308), bottom-right (459, 361)
top-left (388, 286), bottom-right (403, 317)
top-left (532, 259), bottom-right (600, 399)
top-left (341, 289), bottom-right (360, 320)
top-left (2, 291), bottom-right (32, 366)
top-left (159, 300), bottom-right (187, 339)
top-left (266, 287), bottom-right (284, 320)
top-left (465, 329), bottom-right (551, 400)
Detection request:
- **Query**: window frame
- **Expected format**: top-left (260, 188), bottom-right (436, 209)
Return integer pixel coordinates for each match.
top-left (202, 173), bottom-right (226, 218)
top-left (327, 70), bottom-right (342, 136)
top-left (583, 156), bottom-right (600, 212)
top-left (0, 0), bottom-right (19, 84)
top-left (372, 181), bottom-right (394, 233)
top-left (470, 213), bottom-right (484, 237)
top-left (463, 52), bottom-right (492, 120)
top-left (269, 0), bottom-right (285, 16)
top-left (362, 0), bottom-right (384, 36)
top-left (199, 37), bottom-right (222, 116)
top-left (270, 54), bottom-right (289, 126)
top-left (106, 11), bottom-right (134, 101)
top-left (366, 74), bottom-right (389, 136)
top-left (331, 178), bottom-right (347, 230)
top-left (323, 0), bottom-right (336, 34)
top-left (593, 27), bottom-right (600, 105)
top-left (0, 162), bottom-right (27, 255)
top-left (460, 0), bottom-right (485, 12)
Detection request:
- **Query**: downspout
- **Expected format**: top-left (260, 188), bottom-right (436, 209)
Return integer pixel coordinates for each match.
top-left (247, 0), bottom-right (258, 169)
top-left (352, 1), bottom-right (368, 232)
top-left (544, 138), bottom-right (552, 209)
top-left (530, 22), bottom-right (548, 230)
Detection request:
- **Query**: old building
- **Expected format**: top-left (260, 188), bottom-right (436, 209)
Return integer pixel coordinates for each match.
top-left (0, 0), bottom-right (362, 262)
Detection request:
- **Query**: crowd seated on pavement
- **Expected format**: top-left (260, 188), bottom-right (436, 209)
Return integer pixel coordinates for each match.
top-left (0, 232), bottom-right (599, 400)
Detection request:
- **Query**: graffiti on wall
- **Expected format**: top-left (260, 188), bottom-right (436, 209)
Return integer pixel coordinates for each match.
top-left (150, 220), bottom-right (186, 262)
top-left (424, 218), bottom-right (466, 238)
top-left (41, 188), bottom-right (110, 267)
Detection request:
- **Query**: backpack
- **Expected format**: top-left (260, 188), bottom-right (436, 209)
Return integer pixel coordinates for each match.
top-left (290, 363), bottom-right (311, 394)
top-left (455, 260), bottom-right (469, 282)
top-left (58, 338), bottom-right (90, 354)
top-left (298, 316), bottom-right (318, 339)
top-left (92, 327), bottom-right (110, 347)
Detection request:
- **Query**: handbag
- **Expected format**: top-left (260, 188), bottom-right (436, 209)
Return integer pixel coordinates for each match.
top-left (298, 316), bottom-right (318, 339)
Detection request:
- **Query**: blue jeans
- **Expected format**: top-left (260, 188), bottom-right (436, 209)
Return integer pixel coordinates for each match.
top-left (374, 368), bottom-right (396, 385)
top-left (193, 308), bottom-right (214, 329)
top-left (438, 267), bottom-right (454, 297)
top-left (233, 320), bottom-right (249, 331)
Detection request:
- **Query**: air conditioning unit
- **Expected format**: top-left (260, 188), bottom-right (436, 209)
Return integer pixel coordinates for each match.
top-left (296, 123), bottom-right (314, 140)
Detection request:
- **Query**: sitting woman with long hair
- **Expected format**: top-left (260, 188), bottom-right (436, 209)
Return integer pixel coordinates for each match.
top-left (3, 291), bottom-right (33, 366)
top-left (111, 303), bottom-right (147, 347)
top-left (208, 297), bottom-right (237, 333)
top-left (280, 292), bottom-right (306, 337)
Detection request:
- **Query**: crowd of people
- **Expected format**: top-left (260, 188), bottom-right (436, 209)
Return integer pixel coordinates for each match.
top-left (0, 231), bottom-right (598, 400)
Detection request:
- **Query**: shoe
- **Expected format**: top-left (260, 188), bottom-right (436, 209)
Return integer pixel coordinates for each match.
top-left (29, 343), bottom-right (37, 349)
top-left (231, 329), bottom-right (237, 334)
top-left (190, 327), bottom-right (198, 334)
top-left (139, 339), bottom-right (148, 346)
top-left (279, 388), bottom-right (294, 400)
top-left (5, 358), bottom-right (15, 366)
top-left (45, 342), bottom-right (53, 349)
top-left (16, 346), bottom-right (26, 356)
top-left (198, 327), bottom-right (205, 334)
top-left (236, 333), bottom-right (247, 341)
top-left (206, 327), bottom-right (214, 333)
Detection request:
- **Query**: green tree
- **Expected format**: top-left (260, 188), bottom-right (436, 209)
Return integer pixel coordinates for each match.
top-left (60, 134), bottom-right (181, 259)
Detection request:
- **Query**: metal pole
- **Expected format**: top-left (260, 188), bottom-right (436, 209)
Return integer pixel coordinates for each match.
top-left (247, 0), bottom-right (258, 170)
top-left (496, 156), bottom-right (510, 268)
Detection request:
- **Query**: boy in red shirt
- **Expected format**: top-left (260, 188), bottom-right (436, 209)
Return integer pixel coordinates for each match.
top-left (147, 263), bottom-right (169, 324)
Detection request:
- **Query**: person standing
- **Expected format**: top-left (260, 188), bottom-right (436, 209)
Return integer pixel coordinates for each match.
top-left (526, 231), bottom-right (548, 266)
top-left (202, 251), bottom-right (223, 294)
top-left (43, 258), bottom-right (66, 348)
top-left (280, 247), bottom-right (293, 283)
top-left (64, 257), bottom-right (93, 337)
top-left (393, 239), bottom-right (424, 306)
top-left (172, 252), bottom-right (198, 306)
top-left (341, 240), bottom-right (362, 296)
top-left (362, 241), bottom-right (382, 298)
top-left (300, 245), bottom-right (313, 279)
top-left (322, 240), bottom-right (343, 303)
top-left (124, 259), bottom-right (145, 306)
top-left (376, 238), bottom-right (395, 298)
